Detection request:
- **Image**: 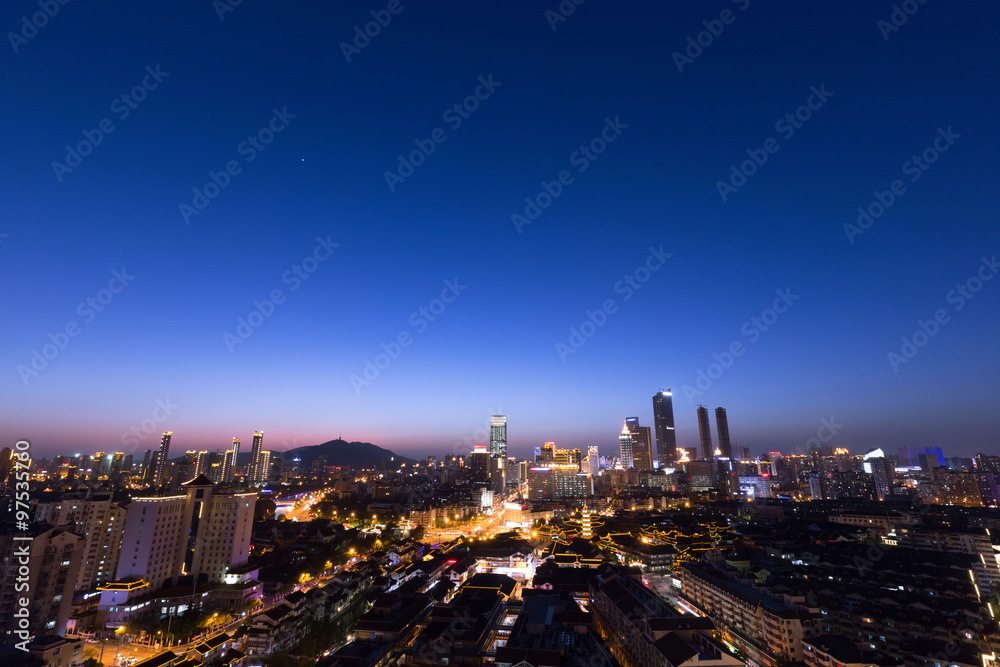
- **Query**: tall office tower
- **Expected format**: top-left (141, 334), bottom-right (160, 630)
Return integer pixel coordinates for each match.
top-left (155, 431), bottom-right (172, 487)
top-left (505, 457), bottom-right (521, 488)
top-left (248, 431), bottom-right (264, 484)
top-left (715, 458), bottom-right (740, 499)
top-left (470, 449), bottom-right (491, 486)
top-left (490, 456), bottom-right (505, 495)
top-left (715, 407), bottom-right (732, 459)
top-left (696, 407), bottom-right (713, 460)
top-left (652, 389), bottom-right (677, 465)
top-left (625, 417), bottom-right (654, 471)
top-left (0, 526), bottom-right (83, 638)
top-left (490, 415), bottom-right (507, 459)
top-left (223, 437), bottom-right (241, 483)
top-left (619, 423), bottom-right (634, 469)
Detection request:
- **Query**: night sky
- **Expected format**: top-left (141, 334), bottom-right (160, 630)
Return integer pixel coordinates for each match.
top-left (3, 2), bottom-right (999, 460)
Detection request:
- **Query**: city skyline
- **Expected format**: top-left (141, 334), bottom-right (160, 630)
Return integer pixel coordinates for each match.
top-left (3, 4), bottom-right (999, 461)
top-left (13, 397), bottom-right (984, 464)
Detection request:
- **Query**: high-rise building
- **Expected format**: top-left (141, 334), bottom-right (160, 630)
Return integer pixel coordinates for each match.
top-left (154, 431), bottom-right (172, 487)
top-left (109, 475), bottom-right (255, 593)
top-left (193, 450), bottom-right (209, 476)
top-left (537, 442), bottom-right (557, 464)
top-left (0, 525), bottom-right (83, 639)
top-left (258, 450), bottom-right (272, 484)
top-left (505, 457), bottom-right (522, 488)
top-left (146, 451), bottom-right (160, 486)
top-left (625, 417), bottom-right (654, 472)
top-left (0, 447), bottom-right (12, 488)
top-left (715, 407), bottom-right (732, 459)
top-left (34, 491), bottom-right (127, 591)
top-left (618, 423), bottom-right (634, 469)
top-left (652, 390), bottom-right (677, 466)
top-left (696, 407), bottom-right (713, 460)
top-left (527, 464), bottom-right (592, 500)
top-left (470, 449), bottom-right (491, 486)
top-left (223, 437), bottom-right (241, 483)
top-left (490, 415), bottom-right (507, 459)
top-left (244, 431), bottom-right (264, 485)
top-left (588, 445), bottom-right (599, 467)
top-left (490, 456), bottom-right (505, 495)
top-left (870, 456), bottom-right (896, 500)
top-left (248, 431), bottom-right (264, 484)
top-left (140, 449), bottom-right (152, 480)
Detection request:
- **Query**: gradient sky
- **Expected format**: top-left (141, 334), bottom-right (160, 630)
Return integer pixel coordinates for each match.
top-left (2, 2), bottom-right (999, 461)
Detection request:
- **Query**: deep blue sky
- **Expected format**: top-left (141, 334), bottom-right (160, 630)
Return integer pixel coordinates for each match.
top-left (2, 1), bottom-right (999, 461)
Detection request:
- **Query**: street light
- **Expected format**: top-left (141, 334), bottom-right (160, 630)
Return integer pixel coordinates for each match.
top-left (114, 626), bottom-right (126, 666)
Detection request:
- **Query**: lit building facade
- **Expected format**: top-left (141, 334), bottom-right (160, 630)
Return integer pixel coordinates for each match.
top-left (34, 491), bottom-right (127, 591)
top-left (110, 475), bottom-right (256, 593)
top-left (652, 389), bottom-right (677, 466)
top-left (490, 415), bottom-right (507, 459)
top-left (154, 431), bottom-right (172, 487)
top-left (248, 431), bottom-right (264, 484)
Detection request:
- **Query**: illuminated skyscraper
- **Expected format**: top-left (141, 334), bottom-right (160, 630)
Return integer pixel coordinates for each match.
top-left (697, 407), bottom-right (713, 460)
top-left (625, 417), bottom-right (653, 471)
top-left (470, 448), bottom-right (490, 486)
top-left (619, 423), bottom-right (634, 469)
top-left (258, 450), bottom-right (272, 484)
top-left (155, 431), bottom-right (172, 487)
top-left (490, 415), bottom-right (507, 459)
top-left (652, 390), bottom-right (677, 465)
top-left (223, 437), bottom-right (240, 483)
top-left (248, 431), bottom-right (264, 484)
top-left (715, 407), bottom-right (732, 459)
top-left (194, 450), bottom-right (209, 476)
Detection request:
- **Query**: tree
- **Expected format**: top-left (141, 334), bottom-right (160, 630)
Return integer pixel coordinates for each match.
top-left (255, 498), bottom-right (276, 521)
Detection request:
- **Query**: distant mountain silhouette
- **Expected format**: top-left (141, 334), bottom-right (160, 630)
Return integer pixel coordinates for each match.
top-left (277, 439), bottom-right (416, 469)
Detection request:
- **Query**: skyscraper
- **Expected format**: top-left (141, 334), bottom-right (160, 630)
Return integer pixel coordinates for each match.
top-left (223, 437), bottom-right (241, 483)
top-left (194, 450), bottom-right (209, 476)
top-left (258, 450), bottom-right (272, 484)
top-left (248, 431), bottom-right (264, 484)
top-left (619, 423), bottom-right (634, 469)
top-left (870, 456), bottom-right (896, 500)
top-left (625, 417), bottom-right (653, 471)
top-left (155, 431), bottom-right (172, 487)
top-left (696, 407), bottom-right (713, 460)
top-left (652, 390), bottom-right (677, 466)
top-left (715, 407), bottom-right (732, 459)
top-left (490, 415), bottom-right (507, 459)
top-left (141, 449), bottom-right (152, 481)
top-left (470, 449), bottom-right (490, 486)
